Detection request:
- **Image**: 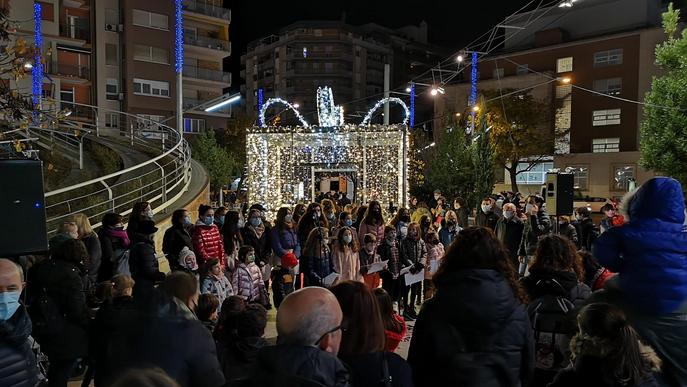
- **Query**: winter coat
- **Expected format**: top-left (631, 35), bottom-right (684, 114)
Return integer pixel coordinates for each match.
top-left (399, 238), bottom-right (427, 269)
top-left (193, 221), bottom-right (226, 267)
top-left (593, 177), bottom-right (687, 315)
top-left (339, 352), bottom-right (414, 387)
top-left (425, 242), bottom-right (444, 279)
top-left (231, 344), bottom-right (351, 387)
top-left (163, 225), bottom-right (194, 270)
top-left (439, 225), bottom-right (459, 248)
top-left (407, 269), bottom-right (534, 387)
top-left (378, 241), bottom-right (402, 278)
top-left (129, 233), bottom-right (165, 301)
top-left (92, 295), bottom-right (137, 387)
top-left (476, 211), bottom-right (500, 231)
top-left (232, 262), bottom-right (267, 304)
top-left (577, 218), bottom-right (598, 252)
top-left (384, 313), bottom-right (407, 353)
top-left (495, 216), bottom-right (524, 266)
top-left (218, 336), bottom-right (268, 384)
top-left (358, 222), bottom-right (385, 247)
top-left (202, 274), bottom-right (234, 306)
top-left (332, 247), bottom-right (362, 282)
top-left (98, 226), bottom-right (129, 282)
top-left (521, 267), bottom-right (591, 309)
top-left (26, 258), bottom-right (90, 359)
top-left (558, 223), bottom-right (579, 246)
top-left (0, 305), bottom-right (39, 387)
top-left (411, 207), bottom-right (432, 224)
top-left (242, 225), bottom-right (272, 265)
top-left (81, 232), bottom-right (102, 285)
top-left (306, 249), bottom-right (335, 286)
top-left (549, 334), bottom-right (661, 387)
top-left (518, 209), bottom-right (552, 257)
top-left (270, 227), bottom-right (301, 258)
top-left (456, 207), bottom-right (470, 228)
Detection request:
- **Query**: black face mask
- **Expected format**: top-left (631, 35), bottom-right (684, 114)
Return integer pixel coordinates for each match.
top-left (400, 215), bottom-right (411, 223)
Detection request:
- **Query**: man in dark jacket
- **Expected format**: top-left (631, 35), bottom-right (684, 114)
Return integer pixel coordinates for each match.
top-left (575, 207), bottom-right (598, 252)
top-left (475, 197), bottom-right (499, 230)
top-left (518, 195), bottom-right (552, 276)
top-left (163, 209), bottom-right (194, 271)
top-left (495, 203), bottom-right (524, 268)
top-left (0, 259), bottom-right (39, 387)
top-left (232, 287), bottom-right (350, 387)
top-left (129, 220), bottom-right (166, 301)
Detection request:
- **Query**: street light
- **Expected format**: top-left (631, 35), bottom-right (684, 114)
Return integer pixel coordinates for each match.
top-left (472, 105), bottom-right (480, 112)
top-left (405, 87), bottom-right (412, 93)
top-left (559, 77), bottom-right (571, 84)
top-left (204, 94), bottom-right (241, 112)
top-left (456, 55), bottom-right (464, 63)
top-left (293, 103), bottom-right (300, 109)
top-left (430, 88), bottom-right (438, 96)
top-left (455, 113), bottom-right (461, 117)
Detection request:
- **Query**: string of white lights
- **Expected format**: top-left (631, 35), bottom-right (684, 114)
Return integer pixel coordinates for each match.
top-left (259, 98), bottom-right (310, 128)
top-left (360, 97), bottom-right (410, 126)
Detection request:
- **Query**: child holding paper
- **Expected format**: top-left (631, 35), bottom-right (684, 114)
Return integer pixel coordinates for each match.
top-left (360, 233), bottom-right (383, 289)
top-left (424, 230), bottom-right (444, 300)
top-left (400, 222), bottom-right (427, 320)
top-left (333, 226), bottom-right (362, 282)
top-left (379, 226), bottom-right (402, 313)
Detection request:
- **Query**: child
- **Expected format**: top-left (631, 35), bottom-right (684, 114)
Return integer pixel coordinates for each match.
top-left (304, 228), bottom-right (335, 287)
top-left (196, 293), bottom-right (220, 332)
top-left (373, 288), bottom-right (407, 353)
top-left (201, 258), bottom-right (234, 306)
top-left (332, 226), bottom-right (362, 282)
top-left (231, 246), bottom-right (269, 308)
top-left (400, 222), bottom-right (427, 320)
top-left (378, 226), bottom-right (402, 313)
top-left (359, 233), bottom-right (382, 289)
top-left (424, 230), bottom-right (444, 300)
top-left (270, 252), bottom-right (297, 308)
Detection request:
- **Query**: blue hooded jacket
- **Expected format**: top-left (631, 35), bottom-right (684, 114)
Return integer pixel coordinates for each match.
top-left (593, 177), bottom-right (687, 315)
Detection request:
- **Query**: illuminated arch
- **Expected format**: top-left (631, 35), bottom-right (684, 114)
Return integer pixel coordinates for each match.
top-left (360, 97), bottom-right (410, 126)
top-left (259, 98), bottom-right (309, 128)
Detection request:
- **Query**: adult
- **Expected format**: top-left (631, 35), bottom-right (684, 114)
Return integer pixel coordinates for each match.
top-left (339, 192), bottom-right (351, 207)
top-left (357, 200), bottom-right (385, 247)
top-left (270, 207), bottom-right (301, 266)
top-left (214, 206), bottom-right (228, 229)
top-left (407, 227), bottom-right (533, 387)
top-left (352, 205), bottom-right (367, 230)
top-left (410, 202), bottom-right (431, 224)
top-left (127, 201), bottom-right (153, 240)
top-left (217, 304), bottom-right (269, 384)
top-left (439, 210), bottom-right (460, 247)
top-left (222, 210), bottom-right (244, 268)
top-left (331, 281), bottom-right (413, 387)
top-left (303, 228), bottom-right (334, 288)
top-left (72, 213), bottom-right (101, 286)
top-left (129, 220), bottom-right (166, 301)
top-left (429, 189), bottom-right (442, 210)
top-left (98, 212), bottom-right (130, 281)
top-left (163, 209), bottom-right (194, 272)
top-left (233, 287), bottom-right (350, 387)
top-left (453, 197), bottom-right (470, 228)
top-left (518, 195), bottom-right (552, 276)
top-left (0, 259), bottom-right (39, 387)
top-left (27, 239), bottom-right (90, 387)
top-left (593, 177), bottom-right (687, 386)
top-left (193, 204), bottom-right (226, 268)
top-left (475, 197), bottom-right (499, 231)
top-left (293, 204), bottom-right (307, 225)
top-left (575, 207), bottom-right (598, 252)
top-left (557, 215), bottom-right (579, 247)
top-left (297, 203), bottom-right (328, 247)
top-left (495, 203), bottom-right (524, 269)
top-left (389, 207), bottom-right (411, 229)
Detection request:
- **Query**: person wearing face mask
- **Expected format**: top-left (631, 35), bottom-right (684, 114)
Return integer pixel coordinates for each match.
top-left (495, 203), bottom-right (525, 269)
top-left (126, 201), bottom-right (153, 240)
top-left (379, 226), bottom-right (403, 313)
top-left (128, 220), bottom-right (166, 301)
top-left (163, 209), bottom-right (195, 272)
top-left (358, 201), bottom-right (385, 249)
top-left (0, 259), bottom-right (39, 387)
top-left (27, 239), bottom-right (91, 387)
top-left (242, 208), bottom-right (273, 301)
top-left (292, 203), bottom-right (307, 225)
top-left (517, 195), bottom-right (552, 276)
top-left (575, 207), bottom-right (599, 252)
top-left (332, 227), bottom-right (362, 283)
top-left (214, 207), bottom-right (228, 229)
top-left (193, 204), bottom-right (227, 269)
top-left (321, 199), bottom-right (338, 225)
top-left (352, 205), bottom-right (367, 230)
top-left (423, 231), bottom-right (444, 301)
top-left (475, 197), bottom-right (500, 231)
top-left (557, 215), bottom-right (579, 248)
top-left (201, 258), bottom-right (234, 307)
top-left (304, 228), bottom-right (334, 287)
top-left (453, 197), bottom-right (470, 228)
top-left (270, 207), bottom-right (300, 305)
top-left (359, 233), bottom-right (383, 289)
top-left (297, 203), bottom-right (328, 248)
top-left (399, 222), bottom-right (427, 320)
top-left (331, 211), bottom-right (354, 245)
top-left (232, 246), bottom-right (269, 307)
top-left (222, 211), bottom-right (244, 271)
top-left (439, 210), bottom-right (461, 247)
top-left (98, 212), bottom-right (131, 281)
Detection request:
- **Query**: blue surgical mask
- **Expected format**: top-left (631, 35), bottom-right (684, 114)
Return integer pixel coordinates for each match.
top-left (344, 219), bottom-right (352, 227)
top-left (216, 215), bottom-right (225, 226)
top-left (204, 216), bottom-right (214, 226)
top-left (246, 254), bottom-right (256, 263)
top-left (284, 214), bottom-right (293, 223)
top-left (0, 291), bottom-right (21, 321)
top-left (250, 218), bottom-right (262, 227)
top-left (184, 215), bottom-right (192, 226)
top-left (237, 219), bottom-right (245, 228)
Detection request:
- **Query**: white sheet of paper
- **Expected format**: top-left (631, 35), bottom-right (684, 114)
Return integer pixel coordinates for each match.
top-left (404, 269), bottom-right (424, 285)
top-left (399, 266), bottom-right (413, 276)
top-left (429, 260), bottom-right (439, 274)
top-left (367, 261), bottom-right (387, 274)
top-left (323, 272), bottom-right (339, 287)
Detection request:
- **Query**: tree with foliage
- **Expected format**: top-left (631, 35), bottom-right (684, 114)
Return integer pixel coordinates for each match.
top-left (483, 89), bottom-right (553, 193)
top-left (640, 3), bottom-right (687, 185)
top-left (471, 112), bottom-right (496, 208)
top-left (192, 129), bottom-right (241, 191)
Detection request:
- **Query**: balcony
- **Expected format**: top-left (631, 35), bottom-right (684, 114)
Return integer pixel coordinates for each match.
top-left (183, 1), bottom-right (231, 21)
top-left (47, 62), bottom-right (90, 80)
top-left (183, 97), bottom-right (232, 114)
top-left (59, 21), bottom-right (90, 41)
top-left (184, 33), bottom-right (231, 53)
top-left (183, 65), bottom-right (231, 84)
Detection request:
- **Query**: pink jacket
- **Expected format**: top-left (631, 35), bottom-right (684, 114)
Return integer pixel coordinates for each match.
top-left (425, 243), bottom-right (445, 279)
top-left (332, 247), bottom-right (362, 283)
top-left (358, 222), bottom-right (385, 247)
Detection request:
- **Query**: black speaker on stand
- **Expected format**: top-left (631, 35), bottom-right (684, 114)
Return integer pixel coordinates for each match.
top-left (543, 172), bottom-right (574, 217)
top-left (0, 159), bottom-right (48, 256)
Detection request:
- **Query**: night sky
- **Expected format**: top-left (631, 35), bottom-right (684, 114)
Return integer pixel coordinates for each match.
top-left (224, 0), bottom-right (535, 92)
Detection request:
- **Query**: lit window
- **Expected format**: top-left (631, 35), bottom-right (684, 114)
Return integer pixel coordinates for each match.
top-left (592, 109), bottom-right (621, 126)
top-left (556, 57), bottom-right (573, 73)
top-left (184, 118), bottom-right (206, 133)
top-left (592, 138), bottom-right (620, 153)
top-left (567, 165), bottom-right (589, 191)
top-left (594, 49), bottom-right (623, 66)
top-left (515, 161), bottom-right (554, 185)
top-left (612, 164), bottom-right (635, 191)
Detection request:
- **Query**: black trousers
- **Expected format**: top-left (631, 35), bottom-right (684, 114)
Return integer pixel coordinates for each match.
top-left (380, 271), bottom-right (401, 304)
top-left (48, 358), bottom-right (77, 387)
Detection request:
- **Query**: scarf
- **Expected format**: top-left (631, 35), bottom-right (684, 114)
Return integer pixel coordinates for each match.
top-left (248, 223), bottom-right (265, 239)
top-left (106, 227), bottom-right (131, 247)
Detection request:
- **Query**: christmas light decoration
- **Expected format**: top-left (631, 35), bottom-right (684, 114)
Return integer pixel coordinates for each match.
top-left (257, 88), bottom-right (264, 126)
top-left (360, 97), bottom-right (410, 126)
top-left (469, 51), bottom-right (478, 133)
top-left (409, 83), bottom-right (415, 128)
top-left (174, 0), bottom-right (183, 73)
top-left (259, 98), bottom-right (309, 128)
top-left (32, 2), bottom-right (43, 108)
top-left (316, 87), bottom-right (344, 127)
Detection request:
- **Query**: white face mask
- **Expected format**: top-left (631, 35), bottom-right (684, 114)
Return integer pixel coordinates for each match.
top-left (525, 204), bottom-right (535, 213)
top-left (481, 204), bottom-right (491, 214)
top-left (343, 235), bottom-right (352, 244)
top-left (504, 211), bottom-right (514, 220)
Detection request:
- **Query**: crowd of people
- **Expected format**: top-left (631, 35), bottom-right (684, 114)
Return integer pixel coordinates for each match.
top-left (1, 176), bottom-right (686, 387)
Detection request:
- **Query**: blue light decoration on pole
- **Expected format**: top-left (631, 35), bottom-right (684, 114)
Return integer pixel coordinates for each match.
top-left (32, 2), bottom-right (43, 113)
top-left (174, 0), bottom-right (183, 133)
top-left (409, 83), bottom-right (415, 128)
top-left (469, 51), bottom-right (478, 133)
top-left (257, 88), bottom-right (264, 126)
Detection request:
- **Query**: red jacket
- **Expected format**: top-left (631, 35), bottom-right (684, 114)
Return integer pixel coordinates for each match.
top-left (192, 221), bottom-right (226, 267)
top-left (384, 313), bottom-right (407, 353)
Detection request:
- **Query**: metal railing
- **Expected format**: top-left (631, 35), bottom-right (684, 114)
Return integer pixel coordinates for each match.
top-left (59, 22), bottom-right (90, 41)
top-left (183, 0), bottom-right (231, 21)
top-left (183, 64), bottom-right (231, 83)
top-left (184, 33), bottom-right (231, 52)
top-left (43, 102), bottom-right (192, 236)
top-left (46, 62), bottom-right (91, 79)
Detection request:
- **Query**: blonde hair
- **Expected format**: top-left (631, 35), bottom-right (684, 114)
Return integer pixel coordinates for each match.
top-left (58, 220), bottom-right (78, 235)
top-left (71, 213), bottom-right (94, 237)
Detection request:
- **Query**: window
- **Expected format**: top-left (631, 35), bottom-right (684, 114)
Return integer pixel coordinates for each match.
top-left (105, 44), bottom-right (117, 65)
top-left (133, 78), bottom-right (169, 98)
top-left (137, 114), bottom-right (163, 130)
top-left (594, 49), bottom-right (623, 66)
top-left (493, 68), bottom-right (504, 79)
top-left (516, 64), bottom-right (529, 75)
top-left (567, 165), bottom-right (589, 191)
top-left (184, 118), bottom-right (205, 133)
top-left (38, 2), bottom-right (54, 21)
top-left (106, 78), bottom-right (118, 100)
top-left (592, 138), bottom-right (620, 153)
top-left (133, 44), bottom-right (169, 64)
top-left (612, 165), bottom-right (635, 191)
top-left (132, 9), bottom-right (168, 30)
top-left (593, 78), bottom-right (622, 96)
top-left (515, 161), bottom-right (554, 185)
top-left (105, 113), bottom-right (118, 128)
top-left (592, 109), bottom-right (621, 126)
top-left (556, 57), bottom-right (573, 73)
top-left (60, 88), bottom-right (74, 104)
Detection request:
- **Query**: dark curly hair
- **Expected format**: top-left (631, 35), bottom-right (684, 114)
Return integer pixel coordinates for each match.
top-left (435, 227), bottom-right (528, 304)
top-left (531, 234), bottom-right (585, 281)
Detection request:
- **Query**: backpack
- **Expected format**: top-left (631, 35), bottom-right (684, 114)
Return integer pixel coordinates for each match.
top-left (527, 279), bottom-right (576, 372)
top-left (112, 248), bottom-right (131, 276)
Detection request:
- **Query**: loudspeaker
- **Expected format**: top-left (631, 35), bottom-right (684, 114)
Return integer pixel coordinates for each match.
top-left (543, 172), bottom-right (574, 216)
top-left (0, 160), bottom-right (48, 256)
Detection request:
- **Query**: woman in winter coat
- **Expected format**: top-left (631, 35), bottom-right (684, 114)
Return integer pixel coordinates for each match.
top-left (163, 209), bottom-right (194, 271)
top-left (98, 212), bottom-right (130, 281)
top-left (400, 222), bottom-right (427, 320)
top-left (193, 204), bottom-right (227, 268)
top-left (593, 177), bottom-right (687, 386)
top-left (407, 227), bottom-right (534, 387)
top-left (373, 288), bottom-right (407, 353)
top-left (303, 227), bottom-right (334, 287)
top-left (27, 239), bottom-right (91, 387)
top-left (126, 201), bottom-right (153, 240)
top-left (201, 258), bottom-right (234, 307)
top-left (129, 220), bottom-right (166, 301)
top-left (297, 203), bottom-right (328, 247)
top-left (557, 215), bottom-right (579, 247)
top-left (357, 200), bottom-right (385, 248)
top-left (453, 197), bottom-right (470, 229)
top-left (72, 213), bottom-right (101, 286)
top-left (332, 227), bottom-right (362, 283)
top-left (550, 303), bottom-right (661, 387)
top-left (231, 246), bottom-right (269, 307)
top-left (222, 210), bottom-right (244, 270)
top-left (242, 208), bottom-right (272, 292)
top-left (518, 195), bottom-right (552, 276)
top-left (423, 231), bottom-right (444, 300)
top-left (270, 207), bottom-right (300, 264)
top-left (332, 281), bottom-right (414, 387)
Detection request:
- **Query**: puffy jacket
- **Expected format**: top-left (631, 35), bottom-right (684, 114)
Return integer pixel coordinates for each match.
top-left (98, 226), bottom-right (129, 281)
top-left (358, 222), bottom-right (385, 247)
top-left (0, 305), bottom-right (39, 387)
top-left (594, 177), bottom-right (687, 315)
top-left (306, 250), bottom-right (335, 286)
top-left (408, 269), bottom-right (534, 387)
top-left (270, 227), bottom-right (300, 258)
top-left (163, 225), bottom-right (193, 270)
top-left (129, 233), bottom-right (165, 301)
top-left (81, 232), bottom-right (102, 284)
top-left (332, 247), bottom-right (362, 282)
top-left (232, 263), bottom-right (267, 304)
top-left (495, 217), bottom-right (524, 265)
top-left (193, 221), bottom-right (226, 266)
top-left (201, 274), bottom-right (234, 306)
top-left (518, 209), bottom-right (552, 257)
top-left (400, 238), bottom-right (427, 268)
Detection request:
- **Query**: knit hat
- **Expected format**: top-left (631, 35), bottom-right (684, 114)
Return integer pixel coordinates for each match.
top-left (281, 252), bottom-right (298, 268)
top-left (178, 247), bottom-right (198, 271)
